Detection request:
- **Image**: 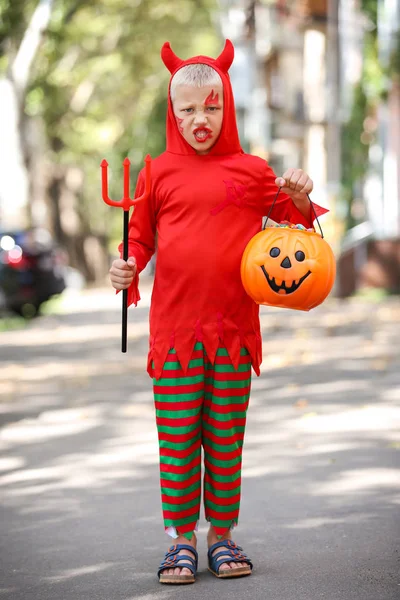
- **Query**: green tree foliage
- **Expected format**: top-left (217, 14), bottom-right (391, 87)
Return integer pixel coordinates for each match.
top-left (340, 0), bottom-right (399, 231)
top-left (341, 83), bottom-right (370, 230)
top-left (2, 0), bottom-right (219, 280)
top-left (389, 29), bottom-right (400, 80)
top-left (0, 1), bottom-right (38, 68)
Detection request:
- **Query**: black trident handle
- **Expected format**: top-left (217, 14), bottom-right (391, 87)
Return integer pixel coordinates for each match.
top-left (122, 210), bottom-right (129, 353)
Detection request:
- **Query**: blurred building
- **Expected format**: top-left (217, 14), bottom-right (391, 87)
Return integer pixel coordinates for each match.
top-left (219, 0), bottom-right (343, 246)
top-left (339, 0), bottom-right (400, 296)
top-left (219, 0), bottom-right (400, 296)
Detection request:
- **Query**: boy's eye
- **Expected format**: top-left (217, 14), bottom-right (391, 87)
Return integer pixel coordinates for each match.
top-left (182, 108), bottom-right (194, 113)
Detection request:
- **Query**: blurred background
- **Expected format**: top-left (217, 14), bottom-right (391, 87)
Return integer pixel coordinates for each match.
top-left (0, 0), bottom-right (399, 317)
top-left (0, 4), bottom-right (399, 598)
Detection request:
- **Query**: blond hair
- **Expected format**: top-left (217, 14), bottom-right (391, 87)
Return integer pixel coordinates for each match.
top-left (170, 64), bottom-right (222, 103)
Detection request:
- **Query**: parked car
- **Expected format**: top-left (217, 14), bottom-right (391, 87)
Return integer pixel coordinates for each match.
top-left (0, 228), bottom-right (67, 317)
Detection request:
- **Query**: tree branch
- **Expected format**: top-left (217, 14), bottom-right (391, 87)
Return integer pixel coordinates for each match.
top-left (11, 0), bottom-right (55, 96)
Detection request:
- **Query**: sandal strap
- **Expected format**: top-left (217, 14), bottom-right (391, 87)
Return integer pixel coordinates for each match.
top-left (157, 544), bottom-right (198, 579)
top-left (207, 540), bottom-right (253, 573)
top-left (164, 544), bottom-right (198, 560)
top-left (213, 548), bottom-right (249, 560)
top-left (207, 539), bottom-right (243, 555)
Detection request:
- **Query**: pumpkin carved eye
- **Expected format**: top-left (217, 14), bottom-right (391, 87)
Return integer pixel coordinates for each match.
top-left (270, 247), bottom-right (280, 258)
top-left (295, 251), bottom-right (305, 262)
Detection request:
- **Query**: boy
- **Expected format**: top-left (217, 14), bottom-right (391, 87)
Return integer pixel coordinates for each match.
top-left (109, 40), bottom-right (327, 584)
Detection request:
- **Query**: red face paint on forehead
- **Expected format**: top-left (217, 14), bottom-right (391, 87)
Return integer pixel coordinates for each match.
top-left (204, 90), bottom-right (219, 106)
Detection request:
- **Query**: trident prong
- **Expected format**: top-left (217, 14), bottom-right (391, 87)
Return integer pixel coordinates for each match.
top-left (101, 155), bottom-right (151, 210)
top-left (100, 154), bottom-right (152, 353)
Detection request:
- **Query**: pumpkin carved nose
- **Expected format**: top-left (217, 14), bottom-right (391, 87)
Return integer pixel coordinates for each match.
top-left (280, 257), bottom-right (292, 269)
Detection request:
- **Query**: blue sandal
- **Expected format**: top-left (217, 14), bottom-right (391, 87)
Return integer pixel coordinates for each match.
top-left (207, 540), bottom-right (253, 578)
top-left (158, 544), bottom-right (198, 584)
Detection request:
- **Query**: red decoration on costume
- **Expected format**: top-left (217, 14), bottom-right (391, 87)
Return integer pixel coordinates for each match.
top-left (205, 90), bottom-right (219, 105)
top-left (120, 40), bottom-right (329, 379)
top-left (210, 180), bottom-right (247, 215)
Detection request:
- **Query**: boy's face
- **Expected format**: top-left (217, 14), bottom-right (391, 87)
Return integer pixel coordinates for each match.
top-left (172, 84), bottom-right (224, 154)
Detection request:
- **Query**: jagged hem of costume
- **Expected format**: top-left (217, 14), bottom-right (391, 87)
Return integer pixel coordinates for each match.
top-left (206, 517), bottom-right (238, 539)
top-left (165, 521), bottom-right (199, 540)
top-left (147, 316), bottom-right (262, 380)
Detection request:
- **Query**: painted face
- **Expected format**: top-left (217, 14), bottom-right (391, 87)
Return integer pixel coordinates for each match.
top-left (172, 84), bottom-right (224, 154)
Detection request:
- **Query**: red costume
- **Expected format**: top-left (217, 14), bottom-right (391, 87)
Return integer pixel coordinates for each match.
top-left (123, 40), bottom-right (328, 380)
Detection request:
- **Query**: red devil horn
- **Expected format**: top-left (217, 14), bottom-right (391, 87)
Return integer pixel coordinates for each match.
top-left (161, 42), bottom-right (184, 73)
top-left (215, 39), bottom-right (234, 72)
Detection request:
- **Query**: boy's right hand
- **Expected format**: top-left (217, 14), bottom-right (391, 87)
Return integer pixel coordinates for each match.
top-left (109, 257), bottom-right (137, 290)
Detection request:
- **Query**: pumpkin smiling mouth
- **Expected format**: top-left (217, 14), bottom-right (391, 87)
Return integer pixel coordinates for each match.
top-left (260, 265), bottom-right (311, 294)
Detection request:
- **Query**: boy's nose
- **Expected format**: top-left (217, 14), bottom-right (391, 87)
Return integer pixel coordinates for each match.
top-left (193, 111), bottom-right (207, 124)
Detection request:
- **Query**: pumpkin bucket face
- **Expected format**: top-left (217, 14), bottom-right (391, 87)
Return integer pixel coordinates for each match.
top-left (240, 228), bottom-right (336, 311)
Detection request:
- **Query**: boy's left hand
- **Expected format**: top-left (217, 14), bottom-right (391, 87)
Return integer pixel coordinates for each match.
top-left (275, 169), bottom-right (313, 202)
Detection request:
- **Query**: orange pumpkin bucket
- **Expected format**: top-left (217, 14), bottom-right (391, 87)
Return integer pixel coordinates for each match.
top-left (240, 190), bottom-right (336, 311)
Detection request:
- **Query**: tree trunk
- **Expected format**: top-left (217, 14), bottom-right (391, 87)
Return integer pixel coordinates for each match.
top-left (0, 0), bottom-right (55, 230)
top-left (47, 163), bottom-right (110, 283)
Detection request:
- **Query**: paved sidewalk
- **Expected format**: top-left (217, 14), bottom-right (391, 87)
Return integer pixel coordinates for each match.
top-left (0, 281), bottom-right (399, 600)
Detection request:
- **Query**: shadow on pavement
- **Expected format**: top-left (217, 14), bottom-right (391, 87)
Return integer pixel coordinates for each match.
top-left (0, 290), bottom-right (399, 599)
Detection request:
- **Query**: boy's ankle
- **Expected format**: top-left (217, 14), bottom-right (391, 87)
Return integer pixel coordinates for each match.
top-left (207, 525), bottom-right (231, 546)
top-left (174, 532), bottom-right (197, 548)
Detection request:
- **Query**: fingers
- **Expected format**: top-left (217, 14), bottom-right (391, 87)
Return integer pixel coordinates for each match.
top-left (109, 257), bottom-right (137, 290)
top-left (276, 169), bottom-right (313, 195)
top-left (126, 257), bottom-right (137, 269)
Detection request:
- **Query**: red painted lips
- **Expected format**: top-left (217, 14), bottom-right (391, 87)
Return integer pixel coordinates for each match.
top-left (193, 127), bottom-right (213, 143)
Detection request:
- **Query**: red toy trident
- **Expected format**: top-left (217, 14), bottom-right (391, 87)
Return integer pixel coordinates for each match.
top-left (101, 155), bottom-right (151, 353)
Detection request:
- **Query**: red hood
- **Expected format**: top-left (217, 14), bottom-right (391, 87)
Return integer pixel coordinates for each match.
top-left (161, 40), bottom-right (243, 156)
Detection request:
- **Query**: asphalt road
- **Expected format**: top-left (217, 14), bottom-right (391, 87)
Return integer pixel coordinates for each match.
top-left (0, 281), bottom-right (399, 600)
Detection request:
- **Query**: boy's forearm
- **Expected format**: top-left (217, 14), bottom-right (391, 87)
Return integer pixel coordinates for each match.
top-left (275, 169), bottom-right (314, 224)
top-left (290, 194), bottom-right (311, 222)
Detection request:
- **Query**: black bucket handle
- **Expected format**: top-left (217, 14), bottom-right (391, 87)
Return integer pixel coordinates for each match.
top-left (264, 187), bottom-right (324, 238)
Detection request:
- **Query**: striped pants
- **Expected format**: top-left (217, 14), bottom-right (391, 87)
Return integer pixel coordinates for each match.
top-left (153, 342), bottom-right (252, 540)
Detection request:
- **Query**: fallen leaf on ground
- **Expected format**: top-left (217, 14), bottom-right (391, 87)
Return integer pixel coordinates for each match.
top-left (294, 399), bottom-right (309, 409)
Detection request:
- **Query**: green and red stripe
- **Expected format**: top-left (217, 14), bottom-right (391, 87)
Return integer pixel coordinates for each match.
top-left (153, 342), bottom-right (251, 540)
